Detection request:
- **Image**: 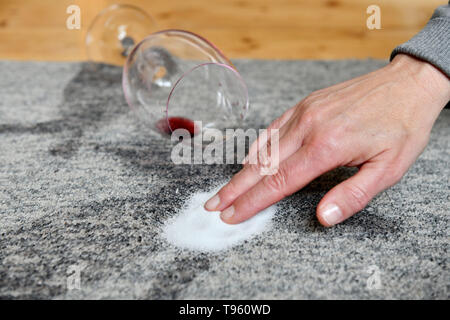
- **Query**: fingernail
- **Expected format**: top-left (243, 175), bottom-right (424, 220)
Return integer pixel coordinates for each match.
top-left (220, 206), bottom-right (234, 221)
top-left (320, 203), bottom-right (343, 226)
top-left (204, 194), bottom-right (220, 211)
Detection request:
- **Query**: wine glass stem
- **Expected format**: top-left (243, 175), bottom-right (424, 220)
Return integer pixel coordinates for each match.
top-left (121, 36), bottom-right (135, 57)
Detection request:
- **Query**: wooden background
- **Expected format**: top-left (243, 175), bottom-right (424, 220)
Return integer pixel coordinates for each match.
top-left (0, 0), bottom-right (444, 61)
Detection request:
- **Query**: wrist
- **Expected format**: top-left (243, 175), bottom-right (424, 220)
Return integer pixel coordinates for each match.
top-left (390, 54), bottom-right (450, 106)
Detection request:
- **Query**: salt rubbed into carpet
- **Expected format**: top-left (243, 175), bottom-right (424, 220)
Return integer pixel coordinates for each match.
top-left (162, 184), bottom-right (277, 252)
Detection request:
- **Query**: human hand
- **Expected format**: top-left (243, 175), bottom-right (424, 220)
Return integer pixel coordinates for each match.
top-left (204, 54), bottom-right (450, 226)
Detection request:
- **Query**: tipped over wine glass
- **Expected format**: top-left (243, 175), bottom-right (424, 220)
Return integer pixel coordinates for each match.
top-left (86, 4), bottom-right (249, 141)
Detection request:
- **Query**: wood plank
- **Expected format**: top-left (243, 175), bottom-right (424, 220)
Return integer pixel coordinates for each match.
top-left (0, 0), bottom-right (443, 60)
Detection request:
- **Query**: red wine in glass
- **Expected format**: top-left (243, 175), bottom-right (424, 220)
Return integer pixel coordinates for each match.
top-left (156, 117), bottom-right (197, 137)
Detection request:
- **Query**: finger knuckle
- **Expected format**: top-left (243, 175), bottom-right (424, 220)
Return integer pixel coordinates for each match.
top-left (380, 157), bottom-right (408, 186)
top-left (248, 162), bottom-right (263, 176)
top-left (303, 91), bottom-right (323, 104)
top-left (299, 94), bottom-right (314, 106)
top-left (262, 165), bottom-right (289, 195)
top-left (343, 183), bottom-right (370, 210)
top-left (308, 132), bottom-right (339, 164)
top-left (300, 105), bottom-right (330, 131)
top-left (386, 166), bottom-right (406, 186)
top-left (300, 109), bottom-right (317, 128)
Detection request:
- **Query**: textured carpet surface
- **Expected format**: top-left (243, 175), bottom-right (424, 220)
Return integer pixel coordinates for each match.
top-left (0, 59), bottom-right (448, 299)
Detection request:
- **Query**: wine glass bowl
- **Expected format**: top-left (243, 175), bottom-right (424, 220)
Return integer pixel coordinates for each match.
top-left (122, 30), bottom-right (249, 138)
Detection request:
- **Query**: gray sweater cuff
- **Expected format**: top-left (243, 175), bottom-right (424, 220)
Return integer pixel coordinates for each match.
top-left (390, 5), bottom-right (450, 78)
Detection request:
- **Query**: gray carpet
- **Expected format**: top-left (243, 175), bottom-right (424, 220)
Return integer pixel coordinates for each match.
top-left (0, 59), bottom-right (448, 299)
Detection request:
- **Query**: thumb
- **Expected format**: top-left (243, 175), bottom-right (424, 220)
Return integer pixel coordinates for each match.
top-left (317, 163), bottom-right (400, 227)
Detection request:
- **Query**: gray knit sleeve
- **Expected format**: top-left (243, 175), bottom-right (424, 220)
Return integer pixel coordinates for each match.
top-left (390, 3), bottom-right (450, 78)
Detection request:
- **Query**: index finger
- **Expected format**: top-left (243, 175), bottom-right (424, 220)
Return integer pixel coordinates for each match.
top-left (219, 143), bottom-right (339, 224)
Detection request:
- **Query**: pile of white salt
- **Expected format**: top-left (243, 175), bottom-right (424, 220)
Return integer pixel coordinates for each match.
top-left (162, 183), bottom-right (277, 252)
